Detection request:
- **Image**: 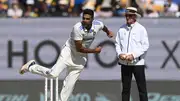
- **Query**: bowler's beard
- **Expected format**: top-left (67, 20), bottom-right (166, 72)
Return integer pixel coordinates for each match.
top-left (82, 22), bottom-right (92, 30)
top-left (85, 24), bottom-right (92, 30)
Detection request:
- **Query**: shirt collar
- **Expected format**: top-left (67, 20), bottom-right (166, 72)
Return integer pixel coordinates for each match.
top-left (126, 22), bottom-right (137, 30)
top-left (90, 25), bottom-right (95, 33)
top-left (127, 22), bottom-right (136, 27)
top-left (83, 24), bottom-right (95, 33)
top-left (130, 22), bottom-right (136, 27)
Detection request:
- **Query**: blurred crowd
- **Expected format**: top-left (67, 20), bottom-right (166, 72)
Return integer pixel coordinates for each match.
top-left (0, 0), bottom-right (180, 18)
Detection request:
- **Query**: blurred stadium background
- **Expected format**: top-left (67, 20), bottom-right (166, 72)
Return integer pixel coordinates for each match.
top-left (0, 0), bottom-right (180, 101)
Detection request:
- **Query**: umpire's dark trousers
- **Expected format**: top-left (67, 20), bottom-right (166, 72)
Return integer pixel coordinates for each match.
top-left (121, 65), bottom-right (148, 101)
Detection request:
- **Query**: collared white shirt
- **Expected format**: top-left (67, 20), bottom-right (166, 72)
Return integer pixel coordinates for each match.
top-left (115, 22), bottom-right (149, 65)
top-left (65, 20), bottom-right (104, 56)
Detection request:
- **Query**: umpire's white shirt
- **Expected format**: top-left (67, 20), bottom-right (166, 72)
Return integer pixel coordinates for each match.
top-left (115, 22), bottom-right (149, 66)
top-left (62, 20), bottom-right (104, 67)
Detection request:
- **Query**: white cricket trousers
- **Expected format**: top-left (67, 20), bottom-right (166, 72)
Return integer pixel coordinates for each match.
top-left (28, 46), bottom-right (86, 101)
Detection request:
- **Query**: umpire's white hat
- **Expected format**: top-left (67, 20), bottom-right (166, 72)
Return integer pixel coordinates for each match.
top-left (126, 7), bottom-right (141, 17)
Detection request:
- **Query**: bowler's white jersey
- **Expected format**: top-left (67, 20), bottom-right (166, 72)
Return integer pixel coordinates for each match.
top-left (65, 20), bottom-right (104, 56)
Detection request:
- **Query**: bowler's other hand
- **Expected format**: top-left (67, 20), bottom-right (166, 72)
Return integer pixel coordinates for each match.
top-left (107, 31), bottom-right (114, 38)
top-left (125, 54), bottom-right (134, 61)
top-left (95, 46), bottom-right (102, 53)
top-left (119, 54), bottom-right (127, 60)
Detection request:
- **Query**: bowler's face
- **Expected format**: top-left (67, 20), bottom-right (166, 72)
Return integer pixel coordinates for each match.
top-left (125, 14), bottom-right (136, 24)
top-left (82, 14), bottom-right (93, 28)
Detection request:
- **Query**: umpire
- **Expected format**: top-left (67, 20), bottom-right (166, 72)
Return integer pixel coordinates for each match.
top-left (115, 7), bottom-right (149, 101)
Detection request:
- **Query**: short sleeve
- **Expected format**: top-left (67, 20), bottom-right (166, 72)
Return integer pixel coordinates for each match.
top-left (93, 20), bottom-right (104, 31)
top-left (71, 26), bottom-right (83, 40)
top-left (99, 21), bottom-right (104, 30)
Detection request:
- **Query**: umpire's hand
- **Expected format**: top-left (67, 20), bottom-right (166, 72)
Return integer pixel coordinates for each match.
top-left (125, 54), bottom-right (134, 61)
top-left (119, 54), bottom-right (127, 60)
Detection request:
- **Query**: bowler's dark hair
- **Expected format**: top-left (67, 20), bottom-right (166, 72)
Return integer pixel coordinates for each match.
top-left (83, 9), bottom-right (94, 18)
